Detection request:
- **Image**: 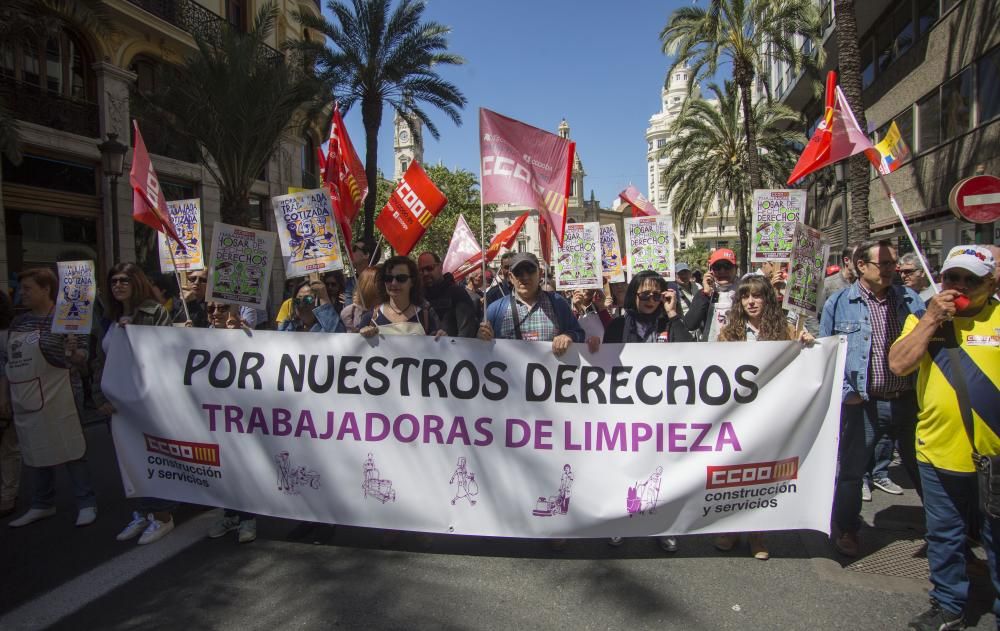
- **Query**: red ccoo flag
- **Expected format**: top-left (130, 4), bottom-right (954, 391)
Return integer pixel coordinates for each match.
top-left (479, 109), bottom-right (575, 246)
top-left (619, 185), bottom-right (658, 217)
top-left (375, 161), bottom-right (448, 256)
top-left (450, 211), bottom-right (530, 281)
top-left (323, 104), bottom-right (368, 246)
top-left (787, 72), bottom-right (878, 185)
top-left (130, 120), bottom-right (182, 245)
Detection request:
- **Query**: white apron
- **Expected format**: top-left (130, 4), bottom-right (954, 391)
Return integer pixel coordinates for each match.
top-left (6, 328), bottom-right (85, 467)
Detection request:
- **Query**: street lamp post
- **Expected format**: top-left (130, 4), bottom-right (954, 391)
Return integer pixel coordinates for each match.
top-left (97, 132), bottom-right (128, 262)
top-left (834, 161), bottom-right (848, 249)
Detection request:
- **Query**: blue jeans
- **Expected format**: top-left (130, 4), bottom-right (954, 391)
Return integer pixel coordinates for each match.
top-left (833, 393), bottom-right (919, 533)
top-left (30, 458), bottom-right (96, 510)
top-left (919, 462), bottom-right (1000, 619)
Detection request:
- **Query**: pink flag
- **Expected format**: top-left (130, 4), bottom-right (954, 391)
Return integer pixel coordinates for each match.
top-left (618, 185), bottom-right (658, 217)
top-left (479, 109), bottom-right (575, 246)
top-left (442, 214), bottom-right (482, 277)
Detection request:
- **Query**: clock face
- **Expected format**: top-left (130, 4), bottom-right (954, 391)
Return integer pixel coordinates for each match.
top-left (399, 130), bottom-right (409, 143)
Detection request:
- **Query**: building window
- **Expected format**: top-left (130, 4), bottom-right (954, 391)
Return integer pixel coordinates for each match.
top-left (977, 46), bottom-right (1000, 123)
top-left (876, 1), bottom-right (914, 73)
top-left (941, 67), bottom-right (973, 141)
top-left (225, 0), bottom-right (248, 32)
top-left (656, 138), bottom-right (666, 148)
top-left (916, 88), bottom-right (940, 151)
top-left (400, 159), bottom-right (408, 174)
top-left (917, 0), bottom-right (939, 35)
top-left (647, 141), bottom-right (653, 151)
top-left (1, 29), bottom-right (91, 100)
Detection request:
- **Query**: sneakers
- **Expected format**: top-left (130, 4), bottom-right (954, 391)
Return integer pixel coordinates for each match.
top-left (137, 514), bottom-right (174, 545)
top-left (873, 477), bottom-right (904, 495)
top-left (714, 534), bottom-right (738, 551)
top-left (75, 506), bottom-right (98, 527)
top-left (658, 536), bottom-right (678, 553)
top-left (608, 537), bottom-right (624, 547)
top-left (207, 514), bottom-right (241, 539)
top-left (907, 600), bottom-right (965, 630)
top-left (748, 533), bottom-right (769, 560)
top-left (9, 507), bottom-right (56, 528)
top-left (861, 481), bottom-right (873, 502)
top-left (237, 518), bottom-right (257, 544)
top-left (834, 530), bottom-right (860, 557)
top-left (116, 512), bottom-right (150, 541)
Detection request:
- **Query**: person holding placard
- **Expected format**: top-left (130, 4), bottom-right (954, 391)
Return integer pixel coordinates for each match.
top-left (683, 249), bottom-right (738, 341)
top-left (278, 280), bottom-right (346, 333)
top-left (2, 268), bottom-right (96, 529)
top-left (171, 269), bottom-right (209, 328)
top-left (359, 256), bottom-right (444, 338)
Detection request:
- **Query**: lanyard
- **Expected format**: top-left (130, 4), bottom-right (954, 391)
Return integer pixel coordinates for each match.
top-left (510, 294), bottom-right (544, 341)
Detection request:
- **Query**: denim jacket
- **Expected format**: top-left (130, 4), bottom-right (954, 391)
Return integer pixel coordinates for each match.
top-left (277, 303), bottom-right (346, 333)
top-left (820, 281), bottom-right (925, 400)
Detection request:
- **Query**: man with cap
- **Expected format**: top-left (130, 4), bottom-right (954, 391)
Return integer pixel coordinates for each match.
top-left (672, 262), bottom-right (701, 311)
top-left (888, 246), bottom-right (1000, 631)
top-left (682, 248), bottom-right (737, 341)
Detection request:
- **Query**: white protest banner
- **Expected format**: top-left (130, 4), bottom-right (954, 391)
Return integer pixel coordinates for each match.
top-left (553, 222), bottom-right (602, 290)
top-left (206, 222), bottom-right (277, 310)
top-left (158, 199), bottom-right (205, 272)
top-left (53, 260), bottom-right (96, 333)
top-left (271, 188), bottom-right (344, 277)
top-left (600, 224), bottom-right (625, 283)
top-left (104, 328), bottom-right (845, 538)
top-left (624, 215), bottom-right (675, 281)
top-left (750, 189), bottom-right (806, 263)
top-left (784, 222), bottom-right (830, 317)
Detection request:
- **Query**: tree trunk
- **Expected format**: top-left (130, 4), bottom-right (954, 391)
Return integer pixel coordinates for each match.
top-left (361, 98), bottom-right (383, 241)
top-left (737, 197), bottom-right (750, 274)
top-left (221, 189), bottom-right (250, 227)
top-left (736, 70), bottom-right (762, 191)
top-left (834, 0), bottom-right (871, 246)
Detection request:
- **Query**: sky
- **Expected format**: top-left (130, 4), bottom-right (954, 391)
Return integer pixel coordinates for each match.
top-left (333, 0), bottom-right (711, 209)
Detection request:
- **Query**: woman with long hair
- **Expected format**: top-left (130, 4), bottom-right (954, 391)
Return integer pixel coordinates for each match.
top-left (341, 267), bottom-right (380, 333)
top-left (92, 263), bottom-right (175, 545)
top-left (713, 275), bottom-right (813, 560)
top-left (359, 256), bottom-right (444, 337)
top-left (277, 279), bottom-right (345, 333)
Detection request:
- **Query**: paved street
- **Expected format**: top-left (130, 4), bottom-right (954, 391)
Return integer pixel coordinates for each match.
top-left (0, 420), bottom-right (997, 630)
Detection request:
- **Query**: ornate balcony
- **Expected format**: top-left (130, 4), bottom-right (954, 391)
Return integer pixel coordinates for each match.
top-left (0, 75), bottom-right (99, 138)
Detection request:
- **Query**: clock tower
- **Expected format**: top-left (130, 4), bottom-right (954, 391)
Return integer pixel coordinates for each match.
top-left (393, 110), bottom-right (423, 180)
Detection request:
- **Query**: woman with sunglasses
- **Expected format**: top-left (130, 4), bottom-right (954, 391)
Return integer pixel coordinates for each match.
top-left (89, 264), bottom-right (175, 543)
top-left (359, 256), bottom-right (444, 337)
top-left (602, 270), bottom-right (692, 553)
top-left (277, 279), bottom-right (345, 333)
top-left (712, 275), bottom-right (813, 561)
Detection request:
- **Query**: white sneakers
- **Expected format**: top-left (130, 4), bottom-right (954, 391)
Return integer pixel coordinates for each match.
top-left (116, 512), bottom-right (174, 545)
top-left (116, 512), bottom-right (150, 541)
top-left (8, 507), bottom-right (57, 528)
top-left (75, 506), bottom-right (98, 527)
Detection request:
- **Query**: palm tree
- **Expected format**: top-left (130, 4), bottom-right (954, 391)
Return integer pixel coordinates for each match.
top-left (833, 0), bottom-right (871, 244)
top-left (293, 0), bottom-right (466, 240)
top-left (136, 2), bottom-right (323, 225)
top-left (659, 82), bottom-right (804, 270)
top-left (660, 0), bottom-right (821, 192)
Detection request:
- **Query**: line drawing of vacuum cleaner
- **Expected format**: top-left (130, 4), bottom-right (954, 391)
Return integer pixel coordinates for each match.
top-left (362, 453), bottom-right (396, 504)
top-left (532, 464), bottom-right (573, 517)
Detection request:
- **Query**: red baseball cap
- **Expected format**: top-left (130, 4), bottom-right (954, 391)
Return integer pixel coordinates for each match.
top-left (707, 248), bottom-right (736, 267)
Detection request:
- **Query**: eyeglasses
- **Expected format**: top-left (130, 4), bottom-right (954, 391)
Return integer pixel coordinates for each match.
top-left (384, 274), bottom-right (411, 284)
top-left (110, 276), bottom-right (131, 286)
top-left (863, 260), bottom-right (897, 269)
top-left (636, 291), bottom-right (662, 302)
top-left (419, 265), bottom-right (436, 273)
top-left (897, 268), bottom-right (919, 276)
top-left (294, 294), bottom-right (317, 307)
top-left (206, 304), bottom-right (228, 313)
top-left (942, 271), bottom-right (985, 287)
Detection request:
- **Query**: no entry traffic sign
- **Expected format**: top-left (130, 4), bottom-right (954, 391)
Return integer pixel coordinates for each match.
top-left (949, 175), bottom-right (1000, 223)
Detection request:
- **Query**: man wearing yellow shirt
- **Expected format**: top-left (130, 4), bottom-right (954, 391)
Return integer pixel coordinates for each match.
top-left (889, 245), bottom-right (1000, 631)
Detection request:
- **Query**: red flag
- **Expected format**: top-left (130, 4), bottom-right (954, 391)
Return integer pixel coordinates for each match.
top-left (374, 161), bottom-right (448, 256)
top-left (787, 72), bottom-right (878, 185)
top-left (479, 109), bottom-right (575, 246)
top-left (129, 120), bottom-right (181, 244)
top-left (323, 104), bottom-right (368, 246)
top-left (451, 211), bottom-right (530, 281)
top-left (618, 185), bottom-right (658, 217)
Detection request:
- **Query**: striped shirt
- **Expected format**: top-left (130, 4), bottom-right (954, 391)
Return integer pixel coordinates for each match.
top-left (859, 284), bottom-right (910, 395)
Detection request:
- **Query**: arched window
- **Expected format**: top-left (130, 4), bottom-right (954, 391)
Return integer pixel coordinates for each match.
top-left (1, 28), bottom-right (91, 100)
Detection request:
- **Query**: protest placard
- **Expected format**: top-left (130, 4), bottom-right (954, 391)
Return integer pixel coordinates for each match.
top-left (271, 188), bottom-right (344, 277)
top-left (783, 222), bottom-right (829, 317)
top-left (53, 260), bottom-right (96, 333)
top-left (158, 199), bottom-right (205, 272)
top-left (206, 222), bottom-right (276, 310)
top-left (750, 189), bottom-right (806, 262)
top-left (624, 215), bottom-right (675, 281)
top-left (552, 222), bottom-right (602, 290)
top-left (600, 224), bottom-right (625, 283)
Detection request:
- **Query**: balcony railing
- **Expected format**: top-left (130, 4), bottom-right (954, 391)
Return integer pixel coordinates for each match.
top-left (127, 0), bottom-right (284, 63)
top-left (0, 75), bottom-right (99, 138)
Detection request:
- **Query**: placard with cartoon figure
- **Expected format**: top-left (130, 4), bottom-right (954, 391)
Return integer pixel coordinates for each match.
top-left (206, 222), bottom-right (277, 310)
top-left (600, 224), bottom-right (625, 283)
top-left (750, 189), bottom-right (806, 262)
top-left (624, 215), bottom-right (675, 281)
top-left (552, 222), bottom-right (602, 290)
top-left (271, 188), bottom-right (344, 277)
top-left (783, 222), bottom-right (829, 317)
top-left (158, 199), bottom-right (205, 272)
top-left (53, 260), bottom-right (96, 333)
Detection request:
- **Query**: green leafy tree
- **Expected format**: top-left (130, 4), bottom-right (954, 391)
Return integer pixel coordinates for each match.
top-left (675, 244), bottom-right (710, 272)
top-left (660, 0), bottom-right (821, 191)
top-left (137, 2), bottom-right (323, 226)
top-left (659, 82), bottom-right (804, 271)
top-left (293, 0), bottom-right (466, 240)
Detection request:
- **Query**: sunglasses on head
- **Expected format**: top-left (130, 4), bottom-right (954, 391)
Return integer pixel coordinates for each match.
top-left (942, 271), bottom-right (985, 287)
top-left (385, 273), bottom-right (411, 284)
top-left (636, 291), bottom-right (662, 302)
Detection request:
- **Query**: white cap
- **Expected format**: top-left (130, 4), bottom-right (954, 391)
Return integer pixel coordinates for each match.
top-left (940, 245), bottom-right (996, 278)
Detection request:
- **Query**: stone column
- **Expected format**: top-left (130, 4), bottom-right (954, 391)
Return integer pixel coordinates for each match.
top-left (93, 61), bottom-right (137, 264)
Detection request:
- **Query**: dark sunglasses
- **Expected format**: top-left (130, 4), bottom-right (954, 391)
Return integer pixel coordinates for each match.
top-left (206, 304), bottom-right (229, 313)
top-left (897, 268), bottom-right (919, 276)
top-left (710, 262), bottom-right (735, 271)
top-left (294, 294), bottom-right (316, 307)
top-left (942, 272), bottom-right (985, 287)
top-left (385, 274), bottom-right (411, 284)
top-left (636, 291), bottom-right (662, 302)
top-left (110, 276), bottom-right (131, 286)
top-left (512, 265), bottom-right (538, 276)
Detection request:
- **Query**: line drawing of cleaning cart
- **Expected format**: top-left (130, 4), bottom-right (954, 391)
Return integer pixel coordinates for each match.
top-left (362, 453), bottom-right (396, 504)
top-left (532, 464), bottom-right (573, 517)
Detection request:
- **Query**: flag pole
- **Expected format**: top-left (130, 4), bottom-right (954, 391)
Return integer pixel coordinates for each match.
top-left (165, 240), bottom-right (192, 323)
top-left (876, 175), bottom-right (938, 295)
top-left (369, 234), bottom-right (384, 267)
top-left (477, 159), bottom-right (488, 319)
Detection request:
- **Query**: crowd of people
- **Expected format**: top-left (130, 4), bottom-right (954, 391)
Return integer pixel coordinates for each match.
top-left (0, 237), bottom-right (997, 631)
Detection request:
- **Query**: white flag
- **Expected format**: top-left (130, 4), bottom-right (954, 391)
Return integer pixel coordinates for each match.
top-left (442, 214), bottom-right (482, 277)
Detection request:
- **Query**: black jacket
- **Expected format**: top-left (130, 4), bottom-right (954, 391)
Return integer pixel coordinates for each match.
top-left (425, 275), bottom-right (478, 338)
top-left (604, 312), bottom-right (694, 343)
